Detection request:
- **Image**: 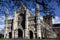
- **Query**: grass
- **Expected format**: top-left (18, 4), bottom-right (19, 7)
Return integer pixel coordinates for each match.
top-left (0, 38), bottom-right (60, 40)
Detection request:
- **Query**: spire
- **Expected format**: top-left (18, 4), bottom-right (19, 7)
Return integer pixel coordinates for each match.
top-left (5, 9), bottom-right (9, 17)
top-left (12, 9), bottom-right (18, 38)
top-left (6, 9), bottom-right (9, 14)
top-left (36, 3), bottom-right (40, 18)
top-left (36, 3), bottom-right (40, 9)
top-left (14, 10), bottom-right (16, 15)
top-left (4, 9), bottom-right (9, 38)
top-left (35, 3), bottom-right (42, 39)
top-left (5, 9), bottom-right (9, 20)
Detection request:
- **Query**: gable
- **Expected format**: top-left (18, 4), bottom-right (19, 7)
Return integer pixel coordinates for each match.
top-left (16, 4), bottom-right (35, 17)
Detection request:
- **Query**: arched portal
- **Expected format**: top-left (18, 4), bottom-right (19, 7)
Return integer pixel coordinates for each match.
top-left (29, 30), bottom-right (33, 39)
top-left (9, 32), bottom-right (12, 38)
top-left (18, 29), bottom-right (23, 38)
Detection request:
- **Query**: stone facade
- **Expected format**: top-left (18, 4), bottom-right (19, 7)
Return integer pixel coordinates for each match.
top-left (4, 3), bottom-right (57, 39)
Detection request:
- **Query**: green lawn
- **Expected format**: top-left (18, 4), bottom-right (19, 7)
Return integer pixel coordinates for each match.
top-left (0, 38), bottom-right (60, 40)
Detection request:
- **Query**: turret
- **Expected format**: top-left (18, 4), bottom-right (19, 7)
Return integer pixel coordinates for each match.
top-left (43, 15), bottom-right (52, 27)
top-left (4, 9), bottom-right (9, 38)
top-left (35, 3), bottom-right (42, 39)
top-left (12, 10), bottom-right (19, 38)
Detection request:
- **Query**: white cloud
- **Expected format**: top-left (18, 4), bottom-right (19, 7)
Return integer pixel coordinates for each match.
top-left (0, 16), bottom-right (5, 29)
top-left (0, 25), bottom-right (4, 34)
top-left (52, 16), bottom-right (60, 24)
top-left (8, 16), bottom-right (13, 19)
top-left (31, 8), bottom-right (35, 14)
top-left (0, 16), bottom-right (5, 20)
top-left (0, 15), bottom-right (13, 29)
top-left (31, 8), bottom-right (35, 11)
top-left (0, 15), bottom-right (13, 20)
top-left (40, 16), bottom-right (43, 20)
top-left (0, 25), bottom-right (4, 29)
top-left (0, 16), bottom-right (5, 25)
top-left (40, 16), bottom-right (60, 24)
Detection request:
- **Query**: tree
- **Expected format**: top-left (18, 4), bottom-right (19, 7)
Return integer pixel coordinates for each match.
top-left (0, 34), bottom-right (4, 38)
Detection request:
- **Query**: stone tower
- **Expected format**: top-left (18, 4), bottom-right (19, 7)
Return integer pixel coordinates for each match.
top-left (35, 3), bottom-right (42, 39)
top-left (12, 10), bottom-right (18, 38)
top-left (4, 9), bottom-right (9, 38)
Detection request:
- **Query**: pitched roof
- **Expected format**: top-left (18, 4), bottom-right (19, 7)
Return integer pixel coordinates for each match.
top-left (53, 24), bottom-right (60, 27)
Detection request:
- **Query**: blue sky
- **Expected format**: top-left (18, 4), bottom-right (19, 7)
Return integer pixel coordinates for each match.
top-left (0, 0), bottom-right (60, 30)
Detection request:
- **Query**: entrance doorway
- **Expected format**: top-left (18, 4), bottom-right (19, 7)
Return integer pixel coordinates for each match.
top-left (29, 31), bottom-right (33, 39)
top-left (9, 32), bottom-right (12, 38)
top-left (18, 29), bottom-right (23, 38)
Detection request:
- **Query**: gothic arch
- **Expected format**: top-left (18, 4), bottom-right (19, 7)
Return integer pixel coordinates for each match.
top-left (18, 29), bottom-right (23, 38)
top-left (29, 30), bottom-right (33, 39)
top-left (9, 32), bottom-right (12, 38)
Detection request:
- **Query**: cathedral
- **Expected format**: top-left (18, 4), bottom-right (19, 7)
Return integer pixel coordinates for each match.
top-left (4, 3), bottom-right (57, 39)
